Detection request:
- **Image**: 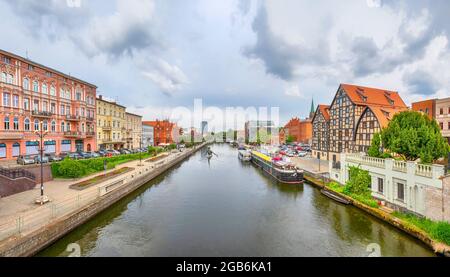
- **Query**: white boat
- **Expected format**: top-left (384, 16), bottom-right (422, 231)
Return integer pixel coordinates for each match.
top-left (238, 150), bottom-right (252, 162)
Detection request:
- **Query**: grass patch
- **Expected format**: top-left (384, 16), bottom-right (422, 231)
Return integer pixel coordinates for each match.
top-left (52, 152), bottom-right (154, 179)
top-left (326, 181), bottom-right (379, 208)
top-left (393, 212), bottom-right (450, 245)
top-left (70, 167), bottom-right (133, 190)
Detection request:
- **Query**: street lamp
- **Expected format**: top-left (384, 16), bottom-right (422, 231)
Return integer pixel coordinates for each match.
top-left (138, 135), bottom-right (143, 167)
top-left (35, 120), bottom-right (49, 205)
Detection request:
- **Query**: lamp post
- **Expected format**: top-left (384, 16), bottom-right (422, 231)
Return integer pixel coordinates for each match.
top-left (35, 121), bottom-right (49, 205)
top-left (138, 135), bottom-right (143, 167)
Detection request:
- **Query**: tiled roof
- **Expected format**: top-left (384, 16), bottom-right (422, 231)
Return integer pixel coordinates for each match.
top-left (318, 105), bottom-right (330, 121)
top-left (340, 84), bottom-right (407, 108)
top-left (365, 106), bottom-right (408, 128)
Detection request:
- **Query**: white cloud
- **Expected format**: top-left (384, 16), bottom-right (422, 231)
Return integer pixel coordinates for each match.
top-left (141, 58), bottom-right (189, 95)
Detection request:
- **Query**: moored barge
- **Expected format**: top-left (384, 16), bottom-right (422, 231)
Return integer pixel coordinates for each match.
top-left (250, 150), bottom-right (304, 184)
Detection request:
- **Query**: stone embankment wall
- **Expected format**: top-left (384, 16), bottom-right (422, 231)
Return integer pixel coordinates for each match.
top-left (0, 144), bottom-right (206, 257)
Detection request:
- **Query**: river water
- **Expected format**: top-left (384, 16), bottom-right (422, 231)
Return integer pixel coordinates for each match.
top-left (38, 144), bottom-right (434, 257)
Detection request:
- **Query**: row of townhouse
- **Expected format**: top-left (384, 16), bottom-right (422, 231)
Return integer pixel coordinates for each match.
top-left (0, 49), bottom-right (146, 160)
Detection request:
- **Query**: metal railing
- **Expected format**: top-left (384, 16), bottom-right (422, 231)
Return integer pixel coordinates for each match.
top-left (0, 145), bottom-right (202, 242)
top-left (0, 167), bottom-right (36, 180)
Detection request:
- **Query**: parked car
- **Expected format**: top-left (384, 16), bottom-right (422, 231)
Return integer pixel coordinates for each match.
top-left (68, 152), bottom-right (82, 160)
top-left (90, 152), bottom-right (101, 158)
top-left (17, 155), bottom-right (36, 165)
top-left (120, 149), bottom-right (131, 155)
top-left (97, 150), bottom-right (108, 157)
top-left (107, 150), bottom-right (120, 156)
top-left (298, 151), bottom-right (308, 157)
top-left (34, 155), bottom-right (49, 164)
top-left (45, 153), bottom-right (63, 162)
top-left (78, 152), bottom-right (92, 159)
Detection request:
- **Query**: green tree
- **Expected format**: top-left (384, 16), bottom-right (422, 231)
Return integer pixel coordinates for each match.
top-left (344, 166), bottom-right (372, 197)
top-left (368, 132), bottom-right (382, 158)
top-left (286, 135), bottom-right (295, 144)
top-left (381, 111), bottom-right (449, 163)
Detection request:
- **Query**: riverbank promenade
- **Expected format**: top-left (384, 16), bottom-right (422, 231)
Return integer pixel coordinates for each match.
top-left (0, 145), bottom-right (206, 250)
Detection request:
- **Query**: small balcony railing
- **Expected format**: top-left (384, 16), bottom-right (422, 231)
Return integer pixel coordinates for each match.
top-left (86, 132), bottom-right (96, 137)
top-left (66, 115), bottom-right (81, 121)
top-left (32, 111), bottom-right (53, 118)
top-left (64, 131), bottom-right (81, 138)
top-left (86, 117), bottom-right (95, 122)
top-left (0, 131), bottom-right (24, 140)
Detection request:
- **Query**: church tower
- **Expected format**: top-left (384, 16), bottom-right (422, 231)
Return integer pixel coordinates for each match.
top-left (309, 98), bottom-right (315, 119)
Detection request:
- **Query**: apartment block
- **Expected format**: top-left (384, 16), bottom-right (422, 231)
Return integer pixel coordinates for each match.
top-left (0, 49), bottom-right (97, 159)
top-left (96, 96), bottom-right (126, 150)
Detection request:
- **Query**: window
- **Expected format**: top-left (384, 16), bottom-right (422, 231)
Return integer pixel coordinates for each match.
top-left (24, 98), bottom-right (30, 110)
top-left (60, 105), bottom-right (65, 116)
top-left (24, 118), bottom-right (30, 131)
top-left (33, 100), bottom-right (39, 112)
top-left (3, 93), bottom-right (10, 106)
top-left (441, 122), bottom-right (444, 130)
top-left (43, 101), bottom-right (48, 112)
top-left (28, 65), bottom-right (34, 71)
top-left (50, 86), bottom-right (56, 96)
top-left (42, 83), bottom-right (48, 94)
top-left (23, 78), bottom-right (29, 90)
top-left (441, 108), bottom-right (444, 115)
top-left (7, 74), bottom-right (13, 84)
top-left (397, 183), bottom-right (405, 201)
top-left (43, 120), bottom-right (48, 131)
top-left (378, 178), bottom-right (384, 194)
top-left (51, 103), bottom-right (56, 114)
top-left (1, 72), bottom-right (6, 82)
top-left (448, 122), bottom-right (450, 130)
top-left (61, 122), bottom-right (65, 132)
top-left (4, 117), bottom-right (10, 130)
top-left (13, 117), bottom-right (19, 130)
top-left (13, 95), bottom-right (19, 108)
top-left (51, 121), bottom-right (56, 132)
top-left (33, 80), bottom-right (39, 92)
top-left (3, 56), bottom-right (11, 64)
top-left (34, 120), bottom-right (39, 131)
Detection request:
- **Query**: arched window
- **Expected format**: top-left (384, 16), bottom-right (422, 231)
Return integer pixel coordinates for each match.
top-left (33, 80), bottom-right (39, 92)
top-left (1, 72), bottom-right (6, 82)
top-left (24, 118), bottom-right (30, 131)
top-left (42, 83), bottom-right (48, 94)
top-left (23, 78), bottom-right (29, 90)
top-left (43, 120), bottom-right (48, 131)
top-left (50, 86), bottom-right (56, 96)
top-left (61, 122), bottom-right (65, 132)
top-left (81, 123), bottom-right (85, 132)
top-left (4, 117), bottom-right (10, 130)
top-left (51, 121), bottom-right (56, 132)
top-left (34, 119), bottom-right (39, 131)
top-left (13, 117), bottom-right (19, 130)
top-left (67, 122), bottom-right (71, 131)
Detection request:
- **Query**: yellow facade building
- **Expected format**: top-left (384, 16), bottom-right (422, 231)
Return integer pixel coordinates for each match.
top-left (125, 112), bottom-right (143, 150)
top-left (96, 96), bottom-right (127, 150)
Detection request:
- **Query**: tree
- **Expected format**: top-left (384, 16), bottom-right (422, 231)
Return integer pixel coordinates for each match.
top-left (344, 166), bottom-right (372, 197)
top-left (381, 111), bottom-right (449, 163)
top-left (368, 133), bottom-right (382, 158)
top-left (286, 135), bottom-right (295, 144)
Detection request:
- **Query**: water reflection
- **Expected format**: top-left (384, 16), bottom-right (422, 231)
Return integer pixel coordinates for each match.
top-left (38, 144), bottom-right (434, 257)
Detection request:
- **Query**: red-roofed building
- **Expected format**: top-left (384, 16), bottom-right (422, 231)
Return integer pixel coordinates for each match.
top-left (312, 105), bottom-right (330, 160)
top-left (142, 120), bottom-right (181, 146)
top-left (283, 117), bottom-right (312, 144)
top-left (312, 84), bottom-right (408, 162)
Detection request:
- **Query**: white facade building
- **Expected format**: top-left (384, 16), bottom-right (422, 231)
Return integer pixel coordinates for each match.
top-left (142, 124), bottom-right (154, 148)
top-left (330, 153), bottom-right (450, 221)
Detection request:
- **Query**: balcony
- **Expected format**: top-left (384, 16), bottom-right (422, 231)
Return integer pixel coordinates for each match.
top-left (86, 132), bottom-right (96, 137)
top-left (0, 131), bottom-right (24, 140)
top-left (102, 126), bottom-right (112, 131)
top-left (86, 117), bottom-right (95, 122)
top-left (66, 115), bottom-right (81, 121)
top-left (32, 111), bottom-right (53, 118)
top-left (64, 131), bottom-right (83, 138)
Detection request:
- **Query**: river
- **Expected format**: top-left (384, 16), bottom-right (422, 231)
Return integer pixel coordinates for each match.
top-left (38, 144), bottom-right (434, 257)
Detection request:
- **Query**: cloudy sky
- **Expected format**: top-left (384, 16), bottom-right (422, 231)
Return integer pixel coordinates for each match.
top-left (1, 0), bottom-right (449, 130)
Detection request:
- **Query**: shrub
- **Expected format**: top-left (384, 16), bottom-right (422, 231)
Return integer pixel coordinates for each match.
top-left (344, 166), bottom-right (372, 197)
top-left (57, 158), bottom-right (87, 178)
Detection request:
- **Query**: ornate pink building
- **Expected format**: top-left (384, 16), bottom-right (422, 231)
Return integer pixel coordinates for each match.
top-left (0, 49), bottom-right (97, 160)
